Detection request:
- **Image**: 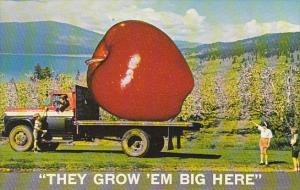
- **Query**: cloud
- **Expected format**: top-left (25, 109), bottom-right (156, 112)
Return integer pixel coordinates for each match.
top-left (192, 19), bottom-right (300, 43)
top-left (0, 1), bottom-right (206, 40)
top-left (243, 19), bottom-right (300, 37)
top-left (0, 1), bottom-right (299, 43)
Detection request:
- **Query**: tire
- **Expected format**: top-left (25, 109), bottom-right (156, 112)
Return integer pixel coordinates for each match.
top-left (121, 129), bottom-right (151, 157)
top-left (9, 125), bottom-right (33, 152)
top-left (149, 136), bottom-right (165, 155)
top-left (38, 142), bottom-right (59, 152)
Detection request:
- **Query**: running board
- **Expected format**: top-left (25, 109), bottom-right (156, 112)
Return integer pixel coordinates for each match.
top-left (42, 139), bottom-right (73, 144)
top-left (45, 136), bottom-right (74, 143)
top-left (51, 140), bottom-right (74, 143)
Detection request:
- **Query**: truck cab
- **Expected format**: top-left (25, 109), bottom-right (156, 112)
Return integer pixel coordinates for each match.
top-left (2, 90), bottom-right (76, 151)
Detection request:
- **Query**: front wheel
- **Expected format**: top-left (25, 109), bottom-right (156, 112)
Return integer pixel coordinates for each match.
top-left (121, 129), bottom-right (151, 157)
top-left (9, 125), bottom-right (33, 152)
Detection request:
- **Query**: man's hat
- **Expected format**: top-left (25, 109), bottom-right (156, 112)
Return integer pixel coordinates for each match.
top-left (33, 113), bottom-right (40, 118)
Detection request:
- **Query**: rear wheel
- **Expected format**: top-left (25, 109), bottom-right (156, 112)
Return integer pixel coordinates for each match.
top-left (9, 125), bottom-right (33, 152)
top-left (121, 129), bottom-right (151, 157)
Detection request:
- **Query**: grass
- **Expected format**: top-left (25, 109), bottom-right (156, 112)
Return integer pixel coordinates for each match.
top-left (0, 120), bottom-right (299, 189)
top-left (0, 139), bottom-right (295, 173)
top-left (0, 120), bottom-right (295, 173)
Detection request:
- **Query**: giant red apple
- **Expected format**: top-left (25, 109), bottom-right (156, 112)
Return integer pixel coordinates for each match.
top-left (86, 20), bottom-right (194, 121)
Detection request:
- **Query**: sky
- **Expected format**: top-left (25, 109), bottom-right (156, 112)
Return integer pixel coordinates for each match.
top-left (0, 0), bottom-right (299, 43)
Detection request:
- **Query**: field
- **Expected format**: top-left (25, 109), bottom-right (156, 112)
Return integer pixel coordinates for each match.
top-left (0, 143), bottom-right (294, 173)
top-left (0, 125), bottom-right (295, 173)
top-left (0, 143), bottom-right (299, 190)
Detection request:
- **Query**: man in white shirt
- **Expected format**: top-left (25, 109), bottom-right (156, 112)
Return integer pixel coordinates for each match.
top-left (32, 108), bottom-right (48, 152)
top-left (252, 120), bottom-right (273, 165)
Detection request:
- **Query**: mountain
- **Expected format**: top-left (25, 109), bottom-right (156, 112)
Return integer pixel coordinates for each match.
top-left (0, 21), bottom-right (299, 84)
top-left (174, 40), bottom-right (200, 49)
top-left (0, 21), bottom-right (200, 54)
top-left (0, 21), bottom-right (103, 54)
top-left (1, 21), bottom-right (299, 57)
top-left (184, 32), bottom-right (300, 59)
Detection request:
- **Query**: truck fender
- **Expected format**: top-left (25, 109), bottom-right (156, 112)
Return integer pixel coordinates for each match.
top-left (6, 118), bottom-right (34, 134)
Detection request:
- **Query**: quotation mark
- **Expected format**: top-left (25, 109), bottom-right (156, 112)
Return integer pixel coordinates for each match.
top-left (255, 174), bottom-right (262, 179)
top-left (39, 174), bottom-right (46, 179)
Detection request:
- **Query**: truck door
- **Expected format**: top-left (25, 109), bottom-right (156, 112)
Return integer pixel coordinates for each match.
top-left (45, 94), bottom-right (74, 136)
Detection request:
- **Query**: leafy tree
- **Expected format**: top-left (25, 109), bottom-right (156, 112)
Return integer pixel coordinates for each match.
top-left (34, 64), bottom-right (42, 79)
top-left (34, 64), bottom-right (52, 80)
top-left (43, 66), bottom-right (52, 79)
top-left (232, 42), bottom-right (245, 57)
top-left (278, 34), bottom-right (290, 56)
top-left (255, 38), bottom-right (267, 56)
top-left (0, 74), bottom-right (7, 121)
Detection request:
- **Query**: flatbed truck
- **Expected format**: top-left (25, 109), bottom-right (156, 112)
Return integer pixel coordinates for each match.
top-left (2, 85), bottom-right (201, 157)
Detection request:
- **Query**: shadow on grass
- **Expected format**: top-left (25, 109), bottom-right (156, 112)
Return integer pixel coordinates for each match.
top-left (156, 152), bottom-right (221, 159)
top-left (268, 161), bottom-right (288, 165)
top-left (56, 150), bottom-right (123, 154)
top-left (55, 149), bottom-right (221, 159)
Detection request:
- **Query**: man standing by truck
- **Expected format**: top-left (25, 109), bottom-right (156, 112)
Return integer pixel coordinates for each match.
top-left (33, 108), bottom-right (48, 152)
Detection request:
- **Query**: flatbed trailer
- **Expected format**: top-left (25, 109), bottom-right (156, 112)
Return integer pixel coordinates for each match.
top-left (75, 120), bottom-right (201, 155)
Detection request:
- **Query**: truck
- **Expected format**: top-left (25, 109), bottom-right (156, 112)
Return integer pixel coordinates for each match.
top-left (2, 85), bottom-right (201, 157)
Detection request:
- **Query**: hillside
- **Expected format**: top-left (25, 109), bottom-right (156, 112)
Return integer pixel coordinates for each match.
top-left (184, 32), bottom-right (300, 59)
top-left (0, 21), bottom-right (103, 54)
top-left (174, 40), bottom-right (200, 49)
top-left (0, 21), bottom-right (198, 54)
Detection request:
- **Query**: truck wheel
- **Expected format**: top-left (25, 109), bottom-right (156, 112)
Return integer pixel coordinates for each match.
top-left (149, 136), bottom-right (165, 155)
top-left (121, 129), bottom-right (150, 157)
top-left (9, 125), bottom-right (33, 152)
top-left (38, 142), bottom-right (59, 152)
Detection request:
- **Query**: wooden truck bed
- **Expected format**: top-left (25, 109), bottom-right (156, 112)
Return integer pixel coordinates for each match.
top-left (75, 120), bottom-right (201, 129)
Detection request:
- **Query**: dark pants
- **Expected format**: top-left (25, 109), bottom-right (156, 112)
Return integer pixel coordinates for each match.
top-left (292, 147), bottom-right (300, 158)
